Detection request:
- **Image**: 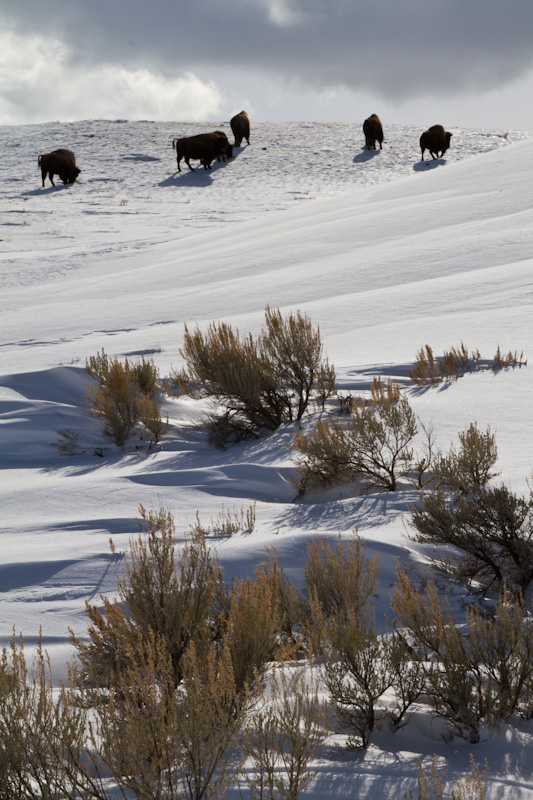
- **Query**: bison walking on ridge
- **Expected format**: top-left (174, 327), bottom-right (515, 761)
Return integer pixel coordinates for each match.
top-left (420, 125), bottom-right (452, 161)
top-left (38, 149), bottom-right (81, 187)
top-left (230, 111), bottom-right (250, 147)
top-left (172, 132), bottom-right (230, 172)
top-left (363, 114), bottom-right (383, 150)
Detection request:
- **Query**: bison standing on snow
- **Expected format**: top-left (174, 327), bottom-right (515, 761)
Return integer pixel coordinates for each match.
top-left (363, 114), bottom-right (384, 150)
top-left (213, 131), bottom-right (234, 162)
top-left (172, 132), bottom-right (231, 172)
top-left (419, 125), bottom-right (453, 161)
top-left (230, 111), bottom-right (250, 147)
top-left (38, 149), bottom-right (81, 187)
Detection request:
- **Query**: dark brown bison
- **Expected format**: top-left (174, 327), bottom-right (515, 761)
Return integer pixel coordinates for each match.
top-left (419, 125), bottom-right (453, 161)
top-left (38, 149), bottom-right (81, 187)
top-left (230, 111), bottom-right (250, 147)
top-left (363, 114), bottom-right (383, 150)
top-left (213, 131), bottom-right (234, 162)
top-left (172, 132), bottom-right (231, 172)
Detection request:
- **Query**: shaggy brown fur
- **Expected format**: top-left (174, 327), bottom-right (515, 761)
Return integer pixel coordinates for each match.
top-left (172, 132), bottom-right (230, 172)
top-left (213, 131), bottom-right (234, 162)
top-left (38, 149), bottom-right (80, 187)
top-left (363, 114), bottom-right (384, 150)
top-left (230, 111), bottom-right (250, 147)
top-left (419, 125), bottom-right (453, 161)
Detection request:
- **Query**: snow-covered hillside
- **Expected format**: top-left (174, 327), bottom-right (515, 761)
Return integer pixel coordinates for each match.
top-left (1, 119), bottom-right (533, 798)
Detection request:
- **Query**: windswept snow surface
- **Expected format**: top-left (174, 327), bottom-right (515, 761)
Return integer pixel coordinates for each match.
top-left (1, 119), bottom-right (533, 798)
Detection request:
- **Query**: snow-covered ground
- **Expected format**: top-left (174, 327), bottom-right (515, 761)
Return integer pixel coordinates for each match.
top-left (1, 118), bottom-right (533, 798)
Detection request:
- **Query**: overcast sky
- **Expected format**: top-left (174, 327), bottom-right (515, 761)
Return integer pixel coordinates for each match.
top-left (1, 0), bottom-right (533, 130)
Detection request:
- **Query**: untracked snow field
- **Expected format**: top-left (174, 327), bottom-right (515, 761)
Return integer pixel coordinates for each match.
top-left (1, 118), bottom-right (533, 798)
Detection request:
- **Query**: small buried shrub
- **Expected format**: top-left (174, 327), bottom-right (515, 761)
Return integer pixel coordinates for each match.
top-left (408, 343), bottom-right (481, 385)
top-left (84, 350), bottom-right (166, 448)
top-left (172, 306), bottom-right (336, 444)
top-left (53, 429), bottom-right (84, 456)
top-left (190, 500), bottom-right (257, 537)
top-left (408, 342), bottom-right (526, 386)
top-left (493, 345), bottom-right (527, 369)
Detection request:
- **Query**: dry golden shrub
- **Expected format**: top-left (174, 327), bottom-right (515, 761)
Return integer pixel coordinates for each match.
top-left (173, 306), bottom-right (336, 444)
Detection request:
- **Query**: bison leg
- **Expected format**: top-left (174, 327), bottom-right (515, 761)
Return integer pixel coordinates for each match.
top-left (186, 157), bottom-right (194, 171)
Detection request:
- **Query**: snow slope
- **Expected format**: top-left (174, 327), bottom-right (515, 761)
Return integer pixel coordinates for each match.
top-left (1, 119), bottom-right (533, 798)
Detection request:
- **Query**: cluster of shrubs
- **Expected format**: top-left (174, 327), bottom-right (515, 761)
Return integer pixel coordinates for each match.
top-left (82, 307), bottom-right (335, 450)
top-left (5, 489), bottom-right (533, 797)
top-left (36, 310), bottom-right (529, 797)
top-left (408, 342), bottom-right (526, 386)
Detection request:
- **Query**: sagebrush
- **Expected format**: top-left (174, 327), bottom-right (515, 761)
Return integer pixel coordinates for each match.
top-left (84, 350), bottom-right (167, 447)
top-left (172, 306), bottom-right (336, 444)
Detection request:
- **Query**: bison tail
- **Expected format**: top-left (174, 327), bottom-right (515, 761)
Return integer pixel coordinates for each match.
top-left (172, 138), bottom-right (179, 150)
top-left (38, 155), bottom-right (42, 167)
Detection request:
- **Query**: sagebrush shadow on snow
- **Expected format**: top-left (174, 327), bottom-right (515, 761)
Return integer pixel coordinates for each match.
top-left (126, 463), bottom-right (295, 503)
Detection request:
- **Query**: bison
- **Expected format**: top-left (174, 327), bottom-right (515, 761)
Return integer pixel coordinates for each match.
top-left (230, 111), bottom-right (250, 147)
top-left (38, 149), bottom-right (81, 187)
top-left (172, 132), bottom-right (230, 172)
top-left (213, 130), bottom-right (234, 162)
top-left (363, 114), bottom-right (384, 150)
top-left (419, 125), bottom-right (452, 161)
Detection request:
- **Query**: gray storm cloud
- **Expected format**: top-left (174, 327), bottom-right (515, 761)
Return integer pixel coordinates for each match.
top-left (4, 0), bottom-right (533, 101)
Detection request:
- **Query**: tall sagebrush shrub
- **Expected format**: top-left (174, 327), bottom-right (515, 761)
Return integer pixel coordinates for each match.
top-left (72, 505), bottom-right (222, 689)
top-left (69, 631), bottom-right (247, 800)
top-left (173, 307), bottom-right (335, 444)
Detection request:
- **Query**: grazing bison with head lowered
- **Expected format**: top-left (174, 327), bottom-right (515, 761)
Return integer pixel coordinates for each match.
top-left (172, 132), bottom-right (230, 172)
top-left (213, 131), bottom-right (234, 162)
top-left (363, 114), bottom-right (383, 150)
top-left (38, 149), bottom-right (81, 187)
top-left (230, 111), bottom-right (250, 147)
top-left (420, 125), bottom-right (452, 161)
